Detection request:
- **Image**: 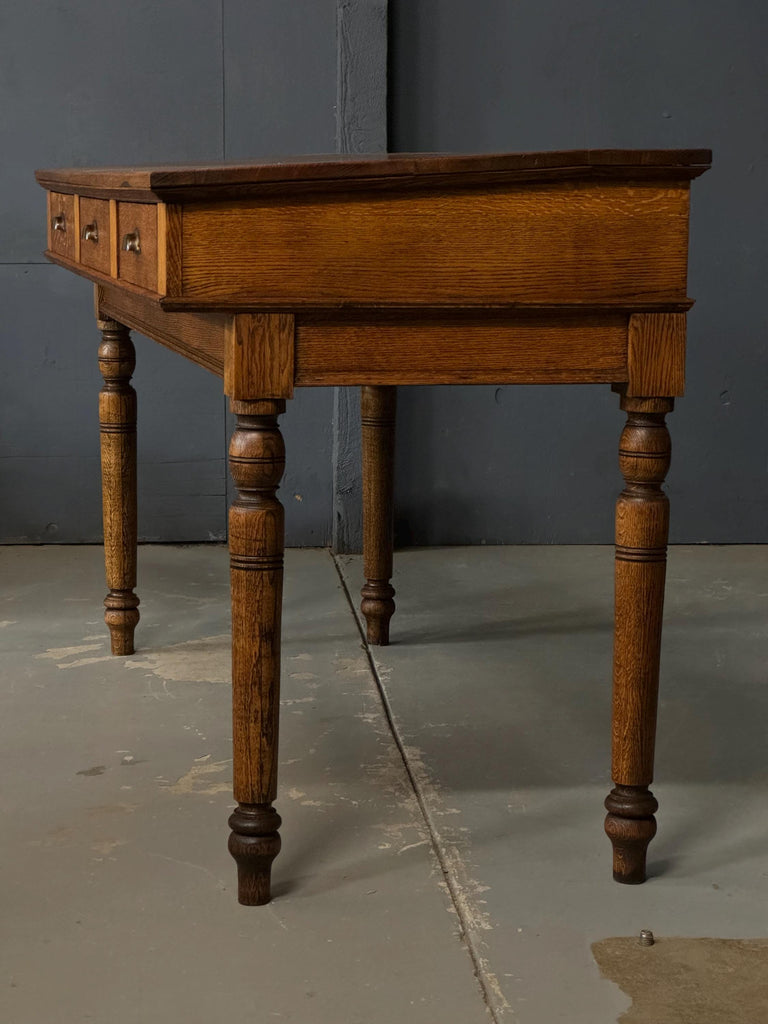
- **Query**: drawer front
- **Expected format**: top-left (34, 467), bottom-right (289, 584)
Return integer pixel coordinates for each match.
top-left (48, 192), bottom-right (76, 261)
top-left (117, 202), bottom-right (158, 292)
top-left (79, 197), bottom-right (112, 275)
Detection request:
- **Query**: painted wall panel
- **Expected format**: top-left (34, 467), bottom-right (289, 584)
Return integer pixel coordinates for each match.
top-left (390, 0), bottom-right (767, 542)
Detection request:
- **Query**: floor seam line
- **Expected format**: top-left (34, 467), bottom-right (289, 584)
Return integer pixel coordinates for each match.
top-left (329, 550), bottom-right (502, 1024)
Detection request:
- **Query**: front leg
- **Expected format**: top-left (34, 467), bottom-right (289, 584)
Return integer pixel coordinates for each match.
top-left (605, 394), bottom-right (674, 883)
top-left (227, 399), bottom-right (286, 905)
top-left (97, 319), bottom-right (139, 655)
top-left (360, 385), bottom-right (396, 645)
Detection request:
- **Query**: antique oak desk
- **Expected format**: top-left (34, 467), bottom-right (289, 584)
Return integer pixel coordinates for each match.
top-left (36, 150), bottom-right (711, 905)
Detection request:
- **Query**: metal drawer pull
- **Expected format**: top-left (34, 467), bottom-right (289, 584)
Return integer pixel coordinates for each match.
top-left (52, 213), bottom-right (66, 232)
top-left (82, 222), bottom-right (99, 243)
top-left (122, 229), bottom-right (141, 254)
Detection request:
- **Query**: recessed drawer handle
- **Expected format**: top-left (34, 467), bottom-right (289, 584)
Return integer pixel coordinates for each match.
top-left (82, 222), bottom-right (99, 243)
top-left (52, 213), bottom-right (66, 232)
top-left (122, 229), bottom-right (141, 254)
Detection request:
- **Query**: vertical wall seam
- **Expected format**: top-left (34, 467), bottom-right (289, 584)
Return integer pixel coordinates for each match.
top-left (220, 0), bottom-right (227, 160)
top-left (332, 0), bottom-right (389, 553)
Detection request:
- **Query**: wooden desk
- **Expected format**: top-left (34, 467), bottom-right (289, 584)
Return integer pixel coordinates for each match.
top-left (36, 150), bottom-right (711, 905)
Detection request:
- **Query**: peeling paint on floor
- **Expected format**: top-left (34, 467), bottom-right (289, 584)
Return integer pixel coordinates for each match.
top-left (125, 635), bottom-right (230, 684)
top-left (85, 803), bottom-right (138, 816)
top-left (5, 544), bottom-right (767, 1024)
top-left (37, 643), bottom-right (103, 661)
top-left (166, 759), bottom-right (231, 795)
top-left (61, 655), bottom-right (115, 670)
top-left (91, 838), bottom-right (128, 856)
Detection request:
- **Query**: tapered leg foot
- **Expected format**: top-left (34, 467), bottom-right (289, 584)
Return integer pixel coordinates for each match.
top-left (606, 394), bottom-right (673, 884)
top-left (604, 785), bottom-right (659, 884)
top-left (98, 319), bottom-right (139, 656)
top-left (104, 590), bottom-right (140, 656)
top-left (227, 398), bottom-right (286, 906)
top-left (360, 385), bottom-right (396, 646)
top-left (228, 804), bottom-right (283, 906)
top-left (361, 581), bottom-right (395, 646)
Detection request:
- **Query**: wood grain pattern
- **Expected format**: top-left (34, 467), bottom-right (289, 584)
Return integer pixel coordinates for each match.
top-left (180, 184), bottom-right (690, 307)
top-left (627, 312), bottom-right (686, 396)
top-left (605, 392), bottom-right (674, 884)
top-left (73, 195), bottom-right (81, 263)
top-left (228, 399), bottom-right (286, 906)
top-left (156, 202), bottom-right (168, 295)
top-left (295, 312), bottom-right (629, 385)
top-left (225, 314), bottom-right (295, 399)
top-left (44, 251), bottom-right (167, 306)
top-left (117, 202), bottom-right (158, 292)
top-left (79, 197), bottom-right (111, 275)
top-left (97, 319), bottom-right (140, 656)
top-left (360, 386), bottom-right (396, 645)
top-left (34, 149), bottom-right (712, 202)
top-left (161, 203), bottom-right (183, 296)
top-left (48, 192), bottom-right (75, 261)
top-left (109, 200), bottom-right (118, 278)
top-left (95, 284), bottom-right (225, 376)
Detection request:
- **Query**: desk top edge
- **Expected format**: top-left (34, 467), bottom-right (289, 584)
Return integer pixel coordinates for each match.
top-left (36, 149), bottom-right (712, 195)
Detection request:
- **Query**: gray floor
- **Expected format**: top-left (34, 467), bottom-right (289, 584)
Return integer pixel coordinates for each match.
top-left (1, 545), bottom-right (766, 1023)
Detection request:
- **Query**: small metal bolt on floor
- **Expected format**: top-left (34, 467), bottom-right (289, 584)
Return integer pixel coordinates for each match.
top-left (639, 929), bottom-right (655, 946)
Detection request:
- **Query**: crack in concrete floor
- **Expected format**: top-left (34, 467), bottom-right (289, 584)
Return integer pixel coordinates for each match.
top-left (5, 543), bottom-right (767, 1023)
top-left (331, 550), bottom-right (510, 1023)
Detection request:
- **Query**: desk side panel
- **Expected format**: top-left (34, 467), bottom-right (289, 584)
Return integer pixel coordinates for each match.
top-left (179, 183), bottom-right (690, 308)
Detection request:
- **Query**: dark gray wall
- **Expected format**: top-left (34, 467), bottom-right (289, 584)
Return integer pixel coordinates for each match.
top-left (2, 2), bottom-right (765, 546)
top-left (1, 1), bottom-right (226, 542)
top-left (222, 1), bottom-right (340, 547)
top-left (0, 0), bottom-right (342, 544)
top-left (390, 0), bottom-right (768, 543)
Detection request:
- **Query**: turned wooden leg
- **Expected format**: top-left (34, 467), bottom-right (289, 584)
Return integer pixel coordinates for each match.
top-left (605, 394), bottom-right (674, 884)
top-left (98, 318), bottom-right (139, 656)
top-left (360, 385), bottom-right (396, 645)
top-left (227, 399), bottom-right (285, 905)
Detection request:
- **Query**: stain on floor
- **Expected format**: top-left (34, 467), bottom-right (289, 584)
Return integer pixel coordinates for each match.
top-left (167, 758), bottom-right (232, 795)
top-left (592, 936), bottom-right (768, 1023)
top-left (125, 634), bottom-right (231, 684)
top-left (4, 544), bottom-right (768, 1023)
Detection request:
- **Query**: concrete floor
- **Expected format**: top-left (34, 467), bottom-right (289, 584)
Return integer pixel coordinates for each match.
top-left (1, 544), bottom-right (766, 1023)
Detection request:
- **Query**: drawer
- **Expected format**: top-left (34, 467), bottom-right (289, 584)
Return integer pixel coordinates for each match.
top-left (117, 202), bottom-right (159, 292)
top-left (48, 192), bottom-right (76, 261)
top-left (79, 197), bottom-right (112, 275)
